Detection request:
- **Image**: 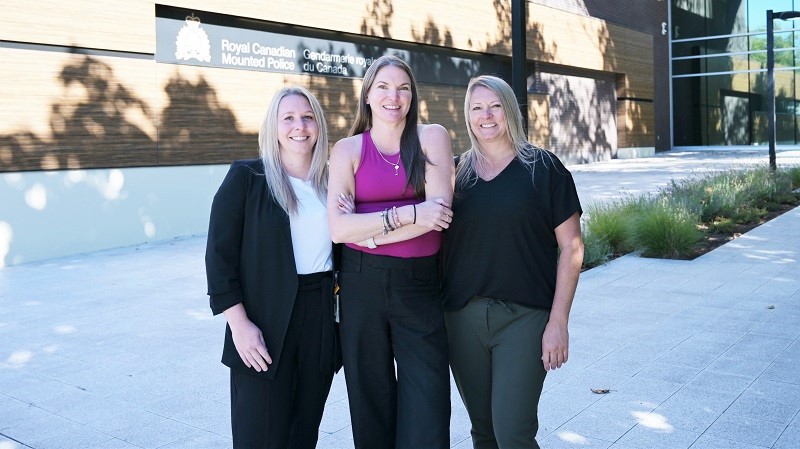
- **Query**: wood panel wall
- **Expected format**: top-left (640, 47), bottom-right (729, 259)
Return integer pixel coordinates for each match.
top-left (0, 48), bottom-right (157, 171)
top-left (0, 0), bottom-right (658, 172)
top-left (0, 0), bottom-right (154, 53)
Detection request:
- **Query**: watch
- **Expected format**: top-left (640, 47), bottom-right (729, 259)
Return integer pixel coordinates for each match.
top-left (366, 237), bottom-right (378, 249)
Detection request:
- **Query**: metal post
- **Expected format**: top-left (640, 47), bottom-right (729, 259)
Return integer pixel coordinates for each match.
top-left (512, 0), bottom-right (528, 133)
top-left (767, 10), bottom-right (777, 171)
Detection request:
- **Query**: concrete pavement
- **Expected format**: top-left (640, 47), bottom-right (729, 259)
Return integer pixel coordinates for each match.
top-left (1, 149), bottom-right (799, 449)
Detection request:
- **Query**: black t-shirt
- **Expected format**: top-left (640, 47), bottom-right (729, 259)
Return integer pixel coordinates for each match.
top-left (442, 153), bottom-right (582, 311)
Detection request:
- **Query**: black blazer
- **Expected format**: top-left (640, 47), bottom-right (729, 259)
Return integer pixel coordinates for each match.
top-left (205, 159), bottom-right (339, 379)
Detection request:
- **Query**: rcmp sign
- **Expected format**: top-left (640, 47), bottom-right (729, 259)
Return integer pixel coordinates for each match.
top-left (155, 10), bottom-right (489, 85)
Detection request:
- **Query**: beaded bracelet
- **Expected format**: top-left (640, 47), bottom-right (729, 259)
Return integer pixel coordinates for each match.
top-left (392, 206), bottom-right (402, 229)
top-left (381, 209), bottom-right (390, 235)
top-left (383, 208), bottom-right (395, 232)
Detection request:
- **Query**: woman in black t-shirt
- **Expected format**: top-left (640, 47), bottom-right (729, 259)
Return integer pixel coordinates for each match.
top-left (442, 75), bottom-right (584, 449)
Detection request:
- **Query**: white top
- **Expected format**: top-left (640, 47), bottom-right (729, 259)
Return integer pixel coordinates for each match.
top-left (288, 176), bottom-right (333, 274)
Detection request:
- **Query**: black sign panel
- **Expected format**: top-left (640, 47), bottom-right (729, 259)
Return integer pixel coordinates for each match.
top-left (155, 8), bottom-right (497, 86)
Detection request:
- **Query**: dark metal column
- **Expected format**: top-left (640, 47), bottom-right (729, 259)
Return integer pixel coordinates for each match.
top-left (512, 0), bottom-right (528, 133)
top-left (767, 10), bottom-right (777, 171)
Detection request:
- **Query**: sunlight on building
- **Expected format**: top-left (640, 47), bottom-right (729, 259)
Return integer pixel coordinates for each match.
top-left (102, 169), bottom-right (125, 200)
top-left (24, 183), bottom-right (47, 210)
top-left (65, 169), bottom-right (87, 185)
top-left (0, 221), bottom-right (11, 268)
top-left (144, 221), bottom-right (156, 238)
top-left (2, 172), bottom-right (23, 188)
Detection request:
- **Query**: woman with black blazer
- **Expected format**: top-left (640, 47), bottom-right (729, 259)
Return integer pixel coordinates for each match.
top-left (205, 86), bottom-right (339, 448)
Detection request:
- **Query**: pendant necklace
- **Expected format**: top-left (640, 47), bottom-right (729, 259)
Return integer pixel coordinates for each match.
top-left (371, 134), bottom-right (401, 175)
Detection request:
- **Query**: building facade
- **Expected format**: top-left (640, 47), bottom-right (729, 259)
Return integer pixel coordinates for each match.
top-left (0, 1), bottom-right (668, 266)
top-left (672, 0), bottom-right (800, 148)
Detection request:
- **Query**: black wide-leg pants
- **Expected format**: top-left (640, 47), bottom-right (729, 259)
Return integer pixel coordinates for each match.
top-left (229, 271), bottom-right (336, 449)
top-left (339, 246), bottom-right (450, 449)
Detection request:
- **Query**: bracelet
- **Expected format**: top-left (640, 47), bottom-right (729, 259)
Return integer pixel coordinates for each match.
top-left (383, 208), bottom-right (395, 232)
top-left (412, 204), bottom-right (417, 224)
top-left (381, 210), bottom-right (389, 235)
top-left (366, 237), bottom-right (378, 249)
top-left (387, 208), bottom-right (395, 231)
top-left (392, 206), bottom-right (402, 229)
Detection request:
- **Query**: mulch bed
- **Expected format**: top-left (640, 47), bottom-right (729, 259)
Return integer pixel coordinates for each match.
top-left (687, 196), bottom-right (800, 259)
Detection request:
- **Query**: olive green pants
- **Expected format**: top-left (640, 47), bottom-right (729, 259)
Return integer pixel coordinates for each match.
top-left (445, 297), bottom-right (549, 449)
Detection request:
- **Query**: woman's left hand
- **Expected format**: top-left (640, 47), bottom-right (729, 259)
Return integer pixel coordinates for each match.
top-left (541, 320), bottom-right (569, 371)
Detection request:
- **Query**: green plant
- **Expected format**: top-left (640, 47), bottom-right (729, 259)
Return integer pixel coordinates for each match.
top-left (584, 197), bottom-right (644, 254)
top-left (628, 199), bottom-right (702, 259)
top-left (708, 217), bottom-right (736, 234)
top-left (581, 231), bottom-right (612, 269)
top-left (579, 166), bottom-right (800, 268)
top-left (785, 166), bottom-right (800, 190)
top-left (732, 205), bottom-right (767, 224)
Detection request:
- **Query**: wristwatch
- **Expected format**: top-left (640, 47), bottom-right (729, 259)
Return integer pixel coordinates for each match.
top-left (366, 237), bottom-right (378, 249)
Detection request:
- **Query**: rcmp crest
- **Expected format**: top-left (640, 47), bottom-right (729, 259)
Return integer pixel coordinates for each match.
top-left (175, 14), bottom-right (211, 62)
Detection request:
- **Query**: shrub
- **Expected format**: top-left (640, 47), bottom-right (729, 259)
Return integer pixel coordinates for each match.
top-left (584, 197), bottom-right (643, 254)
top-left (581, 231), bottom-right (612, 269)
top-left (579, 166), bottom-right (799, 267)
top-left (708, 217), bottom-right (736, 234)
top-left (788, 166), bottom-right (800, 189)
top-left (668, 167), bottom-right (797, 221)
top-left (628, 198), bottom-right (702, 259)
top-left (731, 205), bottom-right (767, 224)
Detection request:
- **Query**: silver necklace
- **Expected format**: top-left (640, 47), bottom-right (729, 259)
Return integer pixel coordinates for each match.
top-left (371, 134), bottom-right (401, 175)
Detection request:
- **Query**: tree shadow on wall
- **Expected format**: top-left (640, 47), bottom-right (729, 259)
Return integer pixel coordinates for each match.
top-left (159, 75), bottom-right (256, 165)
top-left (547, 77), bottom-right (615, 164)
top-left (359, 0), bottom-right (554, 154)
top-left (538, 18), bottom-right (621, 162)
top-left (0, 54), bottom-right (254, 172)
top-left (360, 0), bottom-right (394, 38)
top-left (1, 55), bottom-right (154, 171)
top-left (485, 0), bottom-right (513, 56)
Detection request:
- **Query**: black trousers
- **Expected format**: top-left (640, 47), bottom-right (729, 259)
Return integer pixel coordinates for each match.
top-left (339, 246), bottom-right (450, 449)
top-left (229, 271), bottom-right (335, 449)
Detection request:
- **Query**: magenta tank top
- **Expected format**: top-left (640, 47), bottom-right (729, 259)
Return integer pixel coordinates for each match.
top-left (345, 130), bottom-right (441, 258)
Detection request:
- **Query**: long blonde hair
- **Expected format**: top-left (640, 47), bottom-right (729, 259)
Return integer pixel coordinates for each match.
top-left (259, 86), bottom-right (329, 215)
top-left (456, 75), bottom-right (551, 190)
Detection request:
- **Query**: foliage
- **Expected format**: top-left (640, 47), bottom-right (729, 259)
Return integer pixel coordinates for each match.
top-left (627, 198), bottom-right (702, 259)
top-left (579, 165), bottom-right (800, 269)
top-left (584, 200), bottom-right (634, 254)
top-left (581, 231), bottom-right (612, 269)
top-left (788, 166), bottom-right (800, 189)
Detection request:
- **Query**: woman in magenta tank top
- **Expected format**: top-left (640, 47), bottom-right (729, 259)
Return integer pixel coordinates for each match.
top-left (327, 55), bottom-right (454, 449)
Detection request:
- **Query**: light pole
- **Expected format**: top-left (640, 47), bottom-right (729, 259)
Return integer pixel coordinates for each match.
top-left (512, 0), bottom-right (528, 133)
top-left (766, 9), bottom-right (800, 172)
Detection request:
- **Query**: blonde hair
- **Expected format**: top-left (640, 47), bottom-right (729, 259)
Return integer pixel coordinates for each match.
top-left (259, 86), bottom-right (329, 215)
top-left (456, 75), bottom-right (551, 190)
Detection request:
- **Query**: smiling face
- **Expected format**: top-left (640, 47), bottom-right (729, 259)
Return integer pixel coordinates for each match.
top-left (366, 65), bottom-right (413, 125)
top-left (468, 85), bottom-right (511, 147)
top-left (276, 94), bottom-right (319, 160)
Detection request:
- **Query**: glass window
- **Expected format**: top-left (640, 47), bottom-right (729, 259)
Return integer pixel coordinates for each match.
top-left (672, 0), bottom-right (800, 147)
